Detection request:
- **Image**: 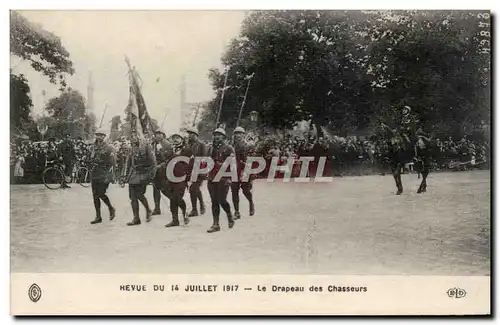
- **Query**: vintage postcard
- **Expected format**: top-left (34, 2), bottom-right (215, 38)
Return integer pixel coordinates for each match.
top-left (9, 9), bottom-right (491, 315)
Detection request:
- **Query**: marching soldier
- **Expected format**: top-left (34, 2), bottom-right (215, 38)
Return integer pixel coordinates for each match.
top-left (231, 126), bottom-right (255, 219)
top-left (89, 128), bottom-right (116, 225)
top-left (206, 128), bottom-right (235, 233)
top-left (186, 127), bottom-right (207, 217)
top-left (151, 128), bottom-right (173, 215)
top-left (123, 133), bottom-right (156, 226)
top-left (164, 132), bottom-right (190, 227)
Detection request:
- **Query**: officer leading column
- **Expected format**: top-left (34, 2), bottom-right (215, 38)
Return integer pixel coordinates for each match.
top-left (90, 128), bottom-right (116, 224)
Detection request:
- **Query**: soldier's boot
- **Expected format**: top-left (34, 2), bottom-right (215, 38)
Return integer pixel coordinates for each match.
top-left (101, 195), bottom-right (115, 221)
top-left (227, 213), bottom-right (235, 229)
top-left (127, 201), bottom-right (141, 226)
top-left (200, 201), bottom-right (206, 215)
top-left (183, 209), bottom-right (190, 226)
top-left (207, 215), bottom-right (220, 233)
top-left (91, 197), bottom-right (102, 224)
top-left (139, 198), bottom-right (153, 222)
top-left (152, 188), bottom-right (161, 215)
top-left (188, 209), bottom-right (199, 217)
top-left (249, 201), bottom-right (255, 216)
top-left (233, 202), bottom-right (241, 220)
top-left (90, 213), bottom-right (102, 225)
top-left (396, 180), bottom-right (403, 195)
top-left (165, 212), bottom-right (180, 228)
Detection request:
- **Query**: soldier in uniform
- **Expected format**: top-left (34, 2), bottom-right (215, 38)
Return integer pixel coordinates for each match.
top-left (164, 133), bottom-right (190, 227)
top-left (231, 126), bottom-right (255, 219)
top-left (123, 133), bottom-right (156, 226)
top-left (60, 133), bottom-right (76, 189)
top-left (89, 128), bottom-right (116, 225)
top-left (186, 127), bottom-right (207, 217)
top-left (206, 128), bottom-right (235, 233)
top-left (151, 128), bottom-right (173, 215)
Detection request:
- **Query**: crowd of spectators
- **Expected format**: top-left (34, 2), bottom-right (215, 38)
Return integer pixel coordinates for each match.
top-left (10, 132), bottom-right (490, 184)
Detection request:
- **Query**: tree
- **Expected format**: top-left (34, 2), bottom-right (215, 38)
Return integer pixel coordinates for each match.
top-left (10, 11), bottom-right (75, 90)
top-left (365, 10), bottom-right (491, 138)
top-left (207, 10), bottom-right (375, 134)
top-left (10, 72), bottom-right (34, 136)
top-left (44, 89), bottom-right (95, 139)
top-left (208, 10), bottom-right (490, 140)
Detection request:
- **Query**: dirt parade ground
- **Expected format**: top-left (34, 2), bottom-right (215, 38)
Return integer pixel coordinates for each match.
top-left (10, 170), bottom-right (490, 275)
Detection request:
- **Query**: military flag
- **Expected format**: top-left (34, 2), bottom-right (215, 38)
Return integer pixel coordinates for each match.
top-left (125, 56), bottom-right (153, 140)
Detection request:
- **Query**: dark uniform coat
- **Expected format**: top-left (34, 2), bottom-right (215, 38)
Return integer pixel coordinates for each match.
top-left (186, 139), bottom-right (208, 180)
top-left (207, 143), bottom-right (235, 182)
top-left (90, 142), bottom-right (115, 183)
top-left (153, 138), bottom-right (173, 167)
top-left (126, 143), bottom-right (156, 185)
top-left (233, 140), bottom-right (253, 181)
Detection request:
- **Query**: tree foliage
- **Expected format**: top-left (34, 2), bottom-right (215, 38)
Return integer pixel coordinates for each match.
top-left (10, 72), bottom-right (34, 136)
top-left (10, 11), bottom-right (75, 90)
top-left (44, 89), bottom-right (95, 139)
top-left (201, 10), bottom-right (491, 139)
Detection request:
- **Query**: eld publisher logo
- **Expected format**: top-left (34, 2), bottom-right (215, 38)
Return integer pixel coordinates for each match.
top-left (28, 283), bottom-right (42, 303)
top-left (447, 288), bottom-right (467, 299)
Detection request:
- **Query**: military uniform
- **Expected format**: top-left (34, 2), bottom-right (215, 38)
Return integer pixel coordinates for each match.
top-left (164, 140), bottom-right (190, 227)
top-left (186, 136), bottom-right (207, 217)
top-left (124, 142), bottom-right (156, 225)
top-left (152, 135), bottom-right (173, 214)
top-left (89, 139), bottom-right (116, 224)
top-left (207, 129), bottom-right (235, 233)
top-left (231, 138), bottom-right (255, 219)
top-left (60, 136), bottom-right (76, 180)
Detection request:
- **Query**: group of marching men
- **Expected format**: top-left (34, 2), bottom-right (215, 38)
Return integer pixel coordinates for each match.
top-left (88, 126), bottom-right (255, 233)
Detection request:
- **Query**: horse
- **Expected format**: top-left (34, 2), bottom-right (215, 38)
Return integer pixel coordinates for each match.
top-left (388, 134), bottom-right (434, 195)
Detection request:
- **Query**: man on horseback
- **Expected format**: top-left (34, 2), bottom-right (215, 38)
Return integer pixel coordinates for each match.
top-left (379, 105), bottom-right (432, 195)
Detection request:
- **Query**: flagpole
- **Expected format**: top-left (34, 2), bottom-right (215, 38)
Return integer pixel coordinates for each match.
top-left (99, 104), bottom-right (108, 128)
top-left (236, 74), bottom-right (253, 128)
top-left (215, 66), bottom-right (230, 128)
top-left (160, 108), bottom-right (169, 129)
top-left (192, 104), bottom-right (201, 127)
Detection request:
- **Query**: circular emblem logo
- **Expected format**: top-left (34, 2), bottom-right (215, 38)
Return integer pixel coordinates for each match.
top-left (28, 283), bottom-right (42, 303)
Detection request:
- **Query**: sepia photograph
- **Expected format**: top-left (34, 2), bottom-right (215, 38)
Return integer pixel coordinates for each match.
top-left (9, 8), bottom-right (491, 315)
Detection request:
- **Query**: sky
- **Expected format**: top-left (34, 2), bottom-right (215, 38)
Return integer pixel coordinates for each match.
top-left (10, 10), bottom-right (245, 132)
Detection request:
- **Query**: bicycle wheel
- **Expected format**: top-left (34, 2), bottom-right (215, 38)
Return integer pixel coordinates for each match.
top-left (42, 167), bottom-right (64, 190)
top-left (76, 167), bottom-right (91, 188)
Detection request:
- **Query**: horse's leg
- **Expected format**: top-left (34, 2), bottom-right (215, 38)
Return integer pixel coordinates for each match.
top-left (392, 162), bottom-right (403, 195)
top-left (417, 159), bottom-right (429, 194)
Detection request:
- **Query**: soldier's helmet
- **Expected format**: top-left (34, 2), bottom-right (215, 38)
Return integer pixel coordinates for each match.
top-left (234, 126), bottom-right (246, 134)
top-left (155, 128), bottom-right (167, 137)
top-left (170, 132), bottom-right (184, 145)
top-left (213, 128), bottom-right (226, 137)
top-left (95, 128), bottom-right (107, 136)
top-left (186, 127), bottom-right (199, 136)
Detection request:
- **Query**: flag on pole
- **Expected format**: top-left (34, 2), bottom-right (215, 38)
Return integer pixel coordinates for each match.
top-left (125, 56), bottom-right (152, 139)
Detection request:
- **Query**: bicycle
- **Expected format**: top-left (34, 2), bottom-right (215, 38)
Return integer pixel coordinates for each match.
top-left (42, 158), bottom-right (91, 190)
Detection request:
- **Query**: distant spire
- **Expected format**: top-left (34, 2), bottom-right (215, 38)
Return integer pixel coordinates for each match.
top-left (180, 74), bottom-right (186, 111)
top-left (87, 71), bottom-right (94, 112)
